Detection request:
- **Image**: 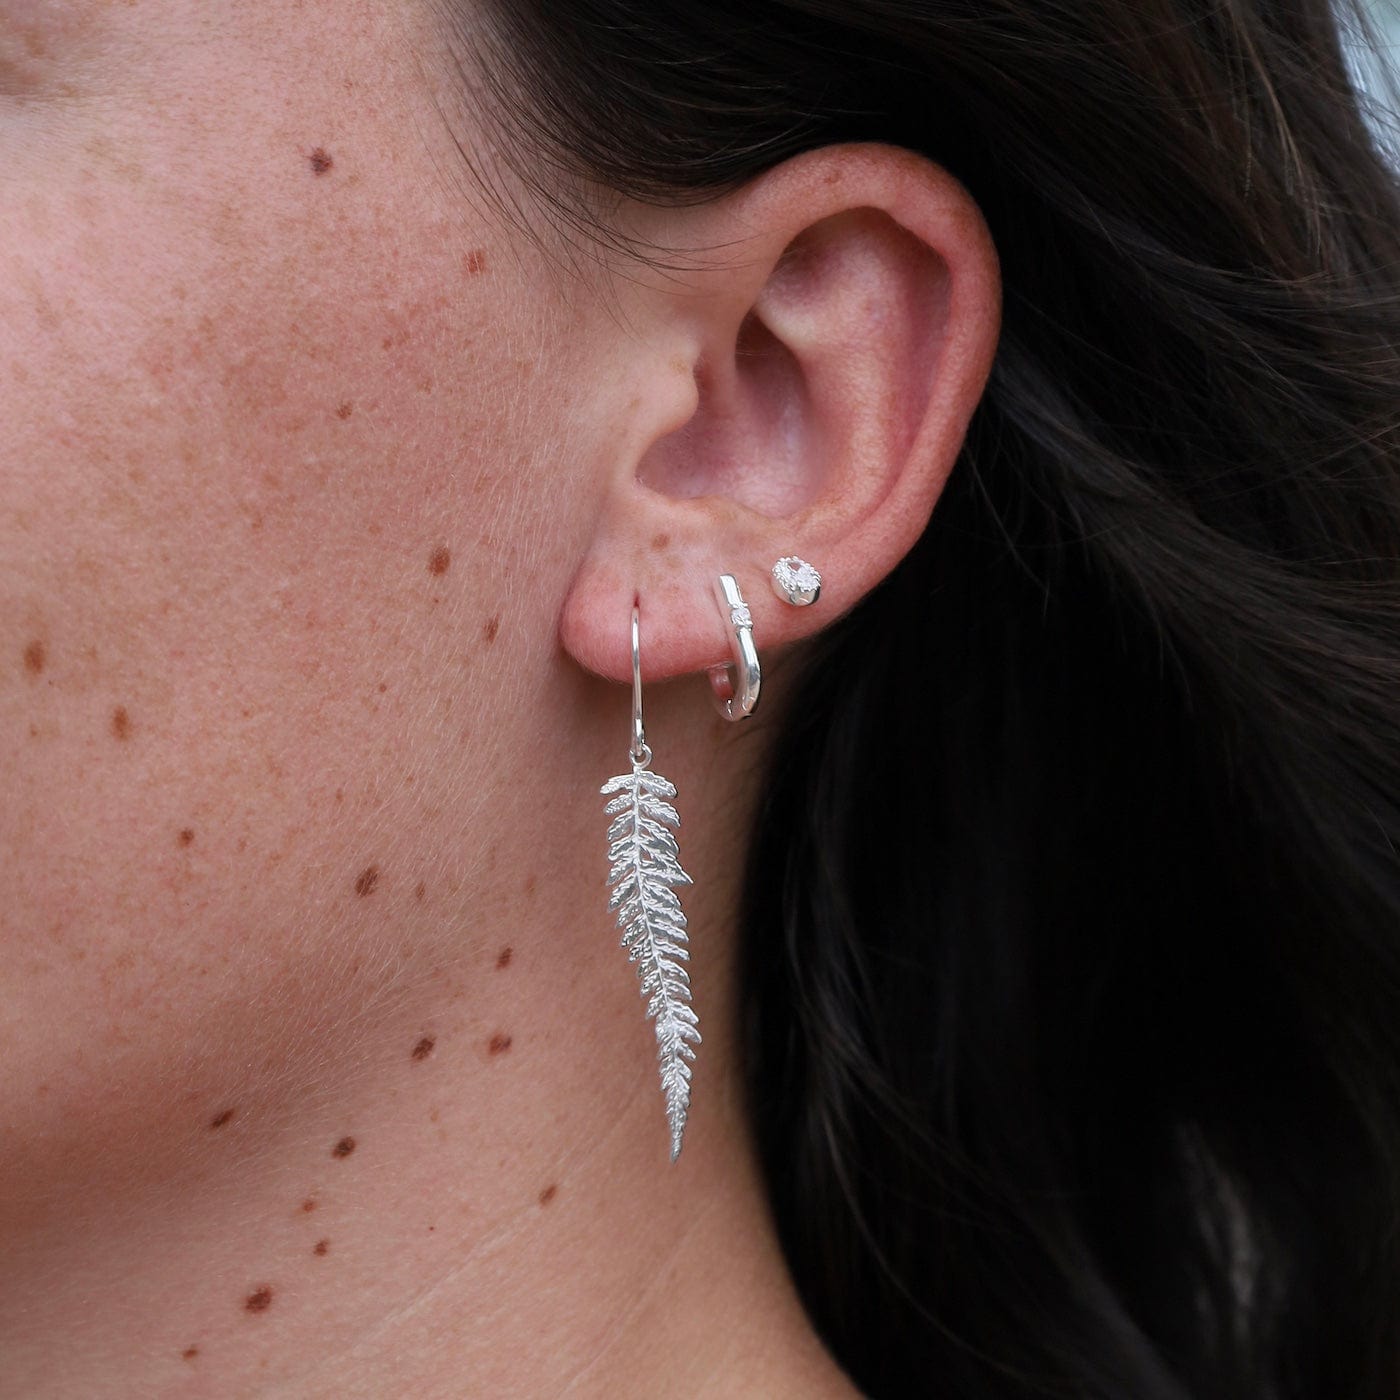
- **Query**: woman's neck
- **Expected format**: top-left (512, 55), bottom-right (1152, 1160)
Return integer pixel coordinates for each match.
top-left (0, 675), bottom-right (855, 1397)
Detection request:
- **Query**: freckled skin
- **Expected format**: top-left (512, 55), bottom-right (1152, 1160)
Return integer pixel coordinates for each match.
top-left (0, 0), bottom-right (961, 1389)
top-left (0, 0), bottom-right (565, 1157)
top-left (0, 2), bottom-right (754, 1393)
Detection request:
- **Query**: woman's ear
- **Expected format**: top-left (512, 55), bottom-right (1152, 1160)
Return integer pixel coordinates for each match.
top-left (559, 140), bottom-right (1001, 684)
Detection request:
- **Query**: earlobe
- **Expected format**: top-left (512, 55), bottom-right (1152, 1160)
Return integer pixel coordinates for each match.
top-left (559, 141), bottom-right (1001, 690)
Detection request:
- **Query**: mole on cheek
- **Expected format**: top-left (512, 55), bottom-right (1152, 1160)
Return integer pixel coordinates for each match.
top-left (244, 1286), bottom-right (274, 1314)
top-left (308, 147), bottom-right (333, 174)
top-left (335, 401), bottom-right (354, 420)
top-left (428, 545), bottom-right (451, 576)
top-left (22, 639), bottom-right (46, 676)
top-left (495, 946), bottom-right (513, 971)
top-left (483, 615), bottom-right (501, 644)
top-left (332, 1135), bottom-right (356, 1158)
top-left (538, 1183), bottom-right (558, 1207)
top-left (178, 827), bottom-right (196, 847)
top-left (353, 865), bottom-right (380, 897)
top-left (301, 1198), bottom-right (317, 1213)
top-left (463, 249), bottom-right (487, 275)
top-left (411, 1035), bottom-right (435, 1062)
top-left (651, 533), bottom-right (670, 551)
top-left (313, 1239), bottom-right (330, 1256)
top-left (209, 1107), bottom-right (236, 1129)
top-left (487, 1032), bottom-right (512, 1056)
top-left (414, 881), bottom-right (426, 902)
top-left (110, 705), bottom-right (131, 740)
top-left (181, 1346), bottom-right (199, 1361)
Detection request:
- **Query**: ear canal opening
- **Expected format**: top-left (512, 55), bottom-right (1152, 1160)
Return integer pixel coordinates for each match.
top-left (636, 311), bottom-right (815, 518)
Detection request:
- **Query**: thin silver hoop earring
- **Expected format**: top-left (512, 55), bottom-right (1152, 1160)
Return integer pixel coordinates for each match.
top-left (599, 594), bottom-right (701, 1162)
top-left (706, 573), bottom-right (761, 720)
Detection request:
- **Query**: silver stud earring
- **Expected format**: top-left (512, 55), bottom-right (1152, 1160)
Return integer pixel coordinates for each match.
top-left (707, 573), bottom-right (761, 719)
top-left (771, 555), bottom-right (821, 606)
top-left (599, 595), bottom-right (700, 1162)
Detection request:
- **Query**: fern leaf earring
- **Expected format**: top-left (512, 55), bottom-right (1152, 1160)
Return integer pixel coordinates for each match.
top-left (599, 595), bottom-right (700, 1162)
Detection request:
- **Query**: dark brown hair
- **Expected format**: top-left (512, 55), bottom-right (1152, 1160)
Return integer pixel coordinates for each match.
top-left (431, 2), bottom-right (1400, 1394)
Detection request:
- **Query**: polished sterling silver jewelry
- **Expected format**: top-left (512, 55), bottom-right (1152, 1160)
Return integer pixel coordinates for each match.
top-left (706, 573), bottom-right (761, 719)
top-left (771, 555), bottom-right (821, 606)
top-left (599, 596), bottom-right (700, 1162)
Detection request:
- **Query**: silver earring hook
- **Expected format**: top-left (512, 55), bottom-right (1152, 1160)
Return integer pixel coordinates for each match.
top-left (707, 574), bottom-right (761, 720)
top-left (631, 596), bottom-right (651, 765)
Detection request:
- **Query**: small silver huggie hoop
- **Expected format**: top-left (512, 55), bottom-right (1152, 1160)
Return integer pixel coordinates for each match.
top-left (706, 574), bottom-right (760, 720)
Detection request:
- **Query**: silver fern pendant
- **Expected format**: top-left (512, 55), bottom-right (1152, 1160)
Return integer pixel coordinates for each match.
top-left (602, 599), bottom-right (701, 1162)
top-left (600, 755), bottom-right (700, 1161)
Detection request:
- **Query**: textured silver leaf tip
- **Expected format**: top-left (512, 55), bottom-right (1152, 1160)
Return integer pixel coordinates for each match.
top-left (600, 758), bottom-right (701, 1162)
